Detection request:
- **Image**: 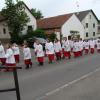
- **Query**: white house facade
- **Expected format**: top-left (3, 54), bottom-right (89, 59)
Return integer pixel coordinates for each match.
top-left (81, 11), bottom-right (99, 39)
top-left (0, 19), bottom-right (11, 42)
top-left (0, 2), bottom-right (37, 41)
top-left (61, 14), bottom-right (84, 39)
top-left (38, 14), bottom-right (85, 40)
top-left (75, 10), bottom-right (99, 39)
top-left (21, 2), bottom-right (37, 34)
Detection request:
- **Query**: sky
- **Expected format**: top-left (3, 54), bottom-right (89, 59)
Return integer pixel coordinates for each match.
top-left (0, 0), bottom-right (100, 19)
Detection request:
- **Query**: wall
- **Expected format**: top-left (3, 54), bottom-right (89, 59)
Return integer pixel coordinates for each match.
top-left (82, 12), bottom-right (98, 39)
top-left (0, 21), bottom-right (10, 41)
top-left (61, 14), bottom-right (85, 39)
top-left (21, 5), bottom-right (37, 34)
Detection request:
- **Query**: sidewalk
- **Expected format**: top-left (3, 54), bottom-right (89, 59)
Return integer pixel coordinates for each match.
top-left (43, 69), bottom-right (100, 100)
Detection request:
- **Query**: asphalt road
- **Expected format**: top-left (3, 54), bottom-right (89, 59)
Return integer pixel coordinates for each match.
top-left (0, 50), bottom-right (100, 100)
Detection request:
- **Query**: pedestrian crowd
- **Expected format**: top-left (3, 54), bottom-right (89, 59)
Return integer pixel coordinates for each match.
top-left (0, 37), bottom-right (100, 71)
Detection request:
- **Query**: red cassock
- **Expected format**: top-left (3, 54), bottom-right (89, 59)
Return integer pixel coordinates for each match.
top-left (64, 51), bottom-right (71, 57)
top-left (6, 63), bottom-right (16, 67)
top-left (37, 57), bottom-right (44, 62)
top-left (24, 59), bottom-right (32, 65)
top-left (97, 49), bottom-right (100, 53)
top-left (79, 50), bottom-right (83, 56)
top-left (56, 52), bottom-right (61, 57)
top-left (85, 49), bottom-right (89, 54)
top-left (90, 48), bottom-right (94, 54)
top-left (0, 58), bottom-right (6, 64)
top-left (14, 55), bottom-right (20, 63)
top-left (48, 54), bottom-right (55, 61)
top-left (74, 52), bottom-right (79, 57)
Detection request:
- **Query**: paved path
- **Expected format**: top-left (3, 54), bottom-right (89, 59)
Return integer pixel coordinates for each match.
top-left (0, 50), bottom-right (100, 100)
top-left (43, 68), bottom-right (100, 100)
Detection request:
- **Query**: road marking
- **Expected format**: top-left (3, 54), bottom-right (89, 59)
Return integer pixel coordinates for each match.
top-left (45, 67), bottom-right (100, 96)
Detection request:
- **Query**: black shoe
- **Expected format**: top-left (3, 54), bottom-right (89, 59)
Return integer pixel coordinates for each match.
top-left (40, 62), bottom-right (43, 66)
top-left (25, 65), bottom-right (29, 69)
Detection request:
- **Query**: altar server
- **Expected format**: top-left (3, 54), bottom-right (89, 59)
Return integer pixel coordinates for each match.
top-left (23, 44), bottom-right (32, 69)
top-left (45, 39), bottom-right (55, 63)
top-left (34, 40), bottom-right (44, 66)
top-left (54, 39), bottom-right (62, 60)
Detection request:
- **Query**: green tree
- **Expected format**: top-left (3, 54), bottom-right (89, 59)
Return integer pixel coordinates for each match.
top-left (49, 33), bottom-right (57, 42)
top-left (30, 8), bottom-right (43, 19)
top-left (26, 28), bottom-right (46, 39)
top-left (99, 20), bottom-right (100, 24)
top-left (1, 0), bottom-right (29, 43)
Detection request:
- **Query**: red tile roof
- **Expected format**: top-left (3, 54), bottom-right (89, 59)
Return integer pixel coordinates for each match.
top-left (37, 14), bottom-right (73, 29)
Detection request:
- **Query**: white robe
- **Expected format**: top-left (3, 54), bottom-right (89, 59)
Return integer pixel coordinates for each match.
top-left (73, 42), bottom-right (80, 52)
top-left (97, 42), bottom-right (100, 49)
top-left (33, 42), bottom-right (37, 49)
top-left (62, 40), bottom-right (65, 49)
top-left (5, 48), bottom-right (15, 64)
top-left (84, 41), bottom-right (89, 49)
top-left (23, 47), bottom-right (31, 60)
top-left (0, 45), bottom-right (5, 58)
top-left (79, 41), bottom-right (84, 51)
top-left (69, 40), bottom-right (74, 49)
top-left (54, 41), bottom-right (62, 53)
top-left (12, 46), bottom-right (20, 55)
top-left (64, 41), bottom-right (71, 52)
top-left (45, 42), bottom-right (54, 55)
top-left (34, 44), bottom-right (44, 57)
top-left (89, 40), bottom-right (95, 48)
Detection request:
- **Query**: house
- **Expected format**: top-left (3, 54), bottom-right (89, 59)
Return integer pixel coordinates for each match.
top-left (38, 10), bottom-right (99, 40)
top-left (98, 22), bottom-right (100, 35)
top-left (21, 2), bottom-right (37, 34)
top-left (75, 10), bottom-right (99, 39)
top-left (0, 14), bottom-right (10, 42)
top-left (37, 14), bottom-right (84, 40)
top-left (0, 2), bottom-right (37, 42)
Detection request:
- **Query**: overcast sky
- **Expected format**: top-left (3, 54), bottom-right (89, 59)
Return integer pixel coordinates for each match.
top-left (0, 0), bottom-right (100, 19)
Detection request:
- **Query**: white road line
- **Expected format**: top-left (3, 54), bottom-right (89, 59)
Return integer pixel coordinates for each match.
top-left (45, 67), bottom-right (100, 96)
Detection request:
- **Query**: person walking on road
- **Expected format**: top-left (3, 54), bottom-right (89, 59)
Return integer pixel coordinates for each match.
top-left (34, 40), bottom-right (44, 66)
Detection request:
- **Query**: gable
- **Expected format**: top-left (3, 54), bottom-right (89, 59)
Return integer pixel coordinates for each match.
top-left (75, 10), bottom-right (99, 22)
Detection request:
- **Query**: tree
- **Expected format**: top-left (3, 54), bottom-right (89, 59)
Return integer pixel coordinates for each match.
top-left (49, 33), bottom-right (57, 42)
top-left (30, 8), bottom-right (43, 19)
top-left (26, 28), bottom-right (46, 39)
top-left (1, 0), bottom-right (29, 43)
top-left (99, 20), bottom-right (100, 24)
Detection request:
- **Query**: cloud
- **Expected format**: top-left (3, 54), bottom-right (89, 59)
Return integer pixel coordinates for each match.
top-left (0, 0), bottom-right (100, 19)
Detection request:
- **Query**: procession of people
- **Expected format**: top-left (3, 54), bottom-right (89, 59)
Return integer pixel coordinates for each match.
top-left (0, 37), bottom-right (100, 72)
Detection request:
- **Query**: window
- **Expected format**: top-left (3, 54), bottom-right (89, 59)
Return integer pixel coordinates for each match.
top-left (3, 28), bottom-right (6, 34)
top-left (93, 23), bottom-right (95, 28)
top-left (86, 23), bottom-right (88, 28)
top-left (86, 32), bottom-right (88, 37)
top-left (93, 32), bottom-right (95, 36)
top-left (90, 15), bottom-right (91, 19)
top-left (28, 25), bottom-right (33, 30)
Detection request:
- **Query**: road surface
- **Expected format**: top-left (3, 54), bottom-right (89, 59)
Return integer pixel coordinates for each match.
top-left (0, 50), bottom-right (100, 100)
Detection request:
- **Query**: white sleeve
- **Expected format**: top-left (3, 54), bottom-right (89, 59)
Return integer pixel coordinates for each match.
top-left (5, 50), bottom-right (13, 58)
